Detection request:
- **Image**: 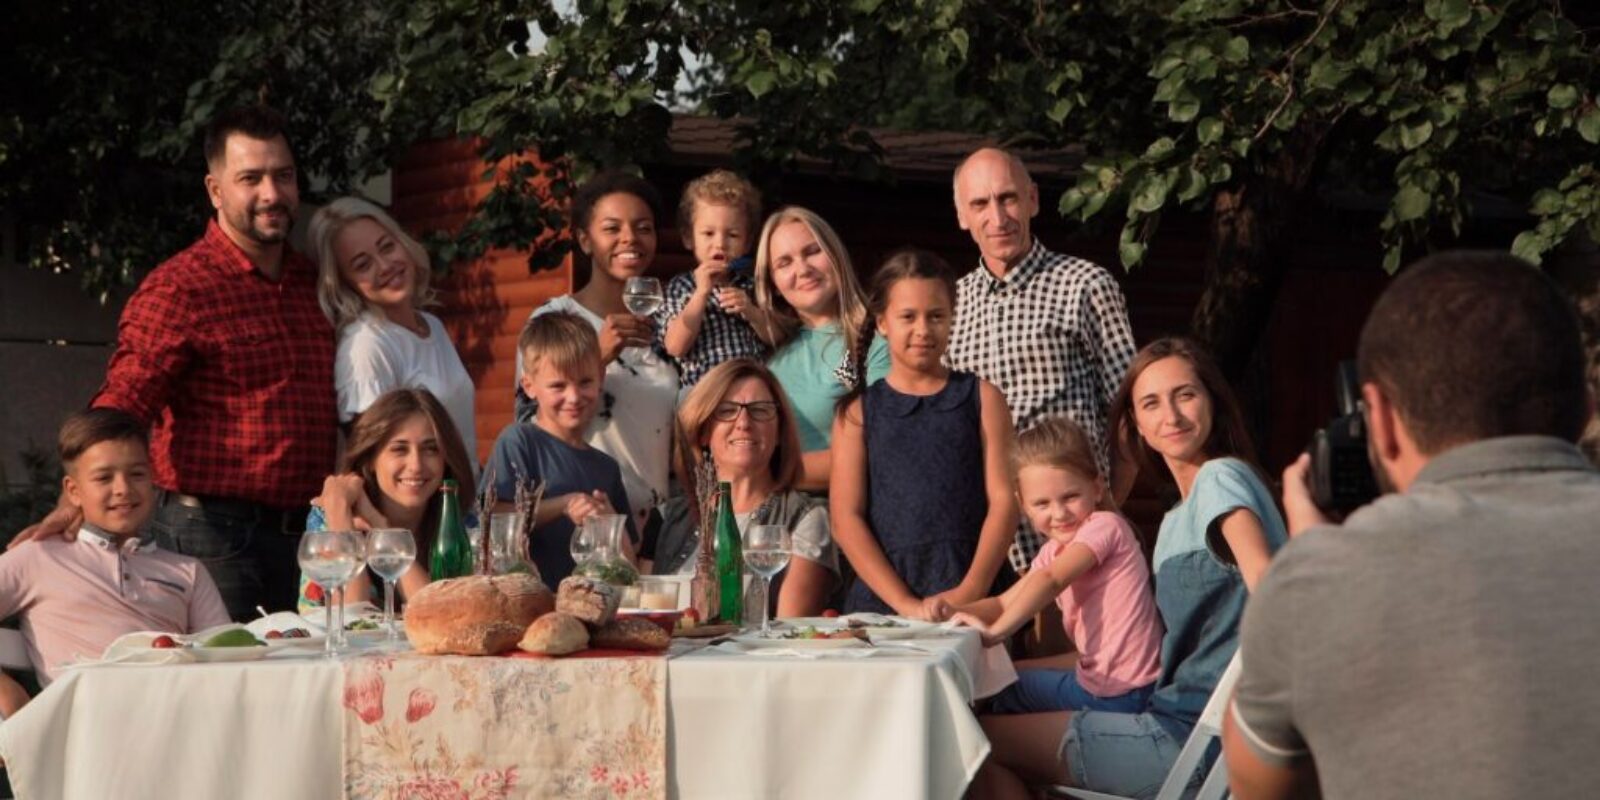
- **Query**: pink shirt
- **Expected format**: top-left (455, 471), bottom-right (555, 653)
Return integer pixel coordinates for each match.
top-left (0, 525), bottom-right (231, 683)
top-left (1031, 511), bottom-right (1164, 697)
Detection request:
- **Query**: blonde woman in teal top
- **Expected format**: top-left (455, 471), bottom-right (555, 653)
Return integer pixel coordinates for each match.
top-left (753, 206), bottom-right (885, 490)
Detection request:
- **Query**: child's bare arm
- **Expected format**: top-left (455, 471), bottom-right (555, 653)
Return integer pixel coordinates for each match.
top-left (948, 380), bottom-right (1019, 605)
top-left (828, 400), bottom-right (920, 616)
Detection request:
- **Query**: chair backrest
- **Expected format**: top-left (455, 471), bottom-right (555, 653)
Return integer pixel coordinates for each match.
top-left (0, 627), bottom-right (32, 671)
top-left (1051, 650), bottom-right (1243, 800)
top-left (1152, 650), bottom-right (1243, 800)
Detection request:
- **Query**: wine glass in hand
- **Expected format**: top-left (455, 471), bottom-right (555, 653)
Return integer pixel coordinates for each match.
top-left (366, 528), bottom-right (417, 643)
top-left (622, 276), bottom-right (664, 364)
top-left (297, 530), bottom-right (366, 658)
top-left (742, 524), bottom-right (792, 637)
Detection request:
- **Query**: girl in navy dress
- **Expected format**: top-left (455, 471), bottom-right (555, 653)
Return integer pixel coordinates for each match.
top-left (829, 249), bottom-right (1017, 619)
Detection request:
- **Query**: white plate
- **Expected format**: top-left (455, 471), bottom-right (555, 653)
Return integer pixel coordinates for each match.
top-left (730, 631), bottom-right (869, 649)
top-left (781, 616), bottom-right (937, 640)
top-left (187, 644), bottom-right (270, 663)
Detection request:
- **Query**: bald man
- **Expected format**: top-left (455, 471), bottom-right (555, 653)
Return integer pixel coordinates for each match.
top-left (947, 148), bottom-right (1138, 573)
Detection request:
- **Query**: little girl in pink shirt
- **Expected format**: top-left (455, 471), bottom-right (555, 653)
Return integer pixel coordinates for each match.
top-left (950, 417), bottom-right (1163, 713)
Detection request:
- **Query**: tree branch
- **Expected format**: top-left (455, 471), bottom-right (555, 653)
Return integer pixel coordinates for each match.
top-left (1252, 0), bottom-right (1343, 142)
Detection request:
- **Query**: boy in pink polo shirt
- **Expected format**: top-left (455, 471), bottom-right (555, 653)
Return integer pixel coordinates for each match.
top-left (0, 409), bottom-right (230, 716)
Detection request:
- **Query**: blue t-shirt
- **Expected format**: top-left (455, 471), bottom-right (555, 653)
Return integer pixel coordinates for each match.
top-left (1147, 457), bottom-right (1286, 737)
top-left (767, 321), bottom-right (890, 452)
top-left (484, 422), bottom-right (636, 583)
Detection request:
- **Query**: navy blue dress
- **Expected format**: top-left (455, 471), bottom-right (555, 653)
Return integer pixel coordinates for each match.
top-left (845, 371), bottom-right (988, 613)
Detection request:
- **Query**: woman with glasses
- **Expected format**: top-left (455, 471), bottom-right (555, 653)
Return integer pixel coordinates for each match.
top-left (644, 359), bottom-right (840, 616)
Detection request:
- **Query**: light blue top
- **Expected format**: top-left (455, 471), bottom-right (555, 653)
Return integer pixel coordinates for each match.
top-left (767, 321), bottom-right (890, 452)
top-left (1148, 457), bottom-right (1287, 738)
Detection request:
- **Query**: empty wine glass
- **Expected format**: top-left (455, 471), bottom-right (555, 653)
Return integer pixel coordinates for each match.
top-left (366, 528), bottom-right (417, 643)
top-left (742, 524), bottom-right (792, 637)
top-left (622, 276), bottom-right (664, 364)
top-left (297, 530), bottom-right (366, 658)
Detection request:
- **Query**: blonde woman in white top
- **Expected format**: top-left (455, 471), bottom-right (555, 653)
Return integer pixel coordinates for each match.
top-left (309, 197), bottom-right (477, 457)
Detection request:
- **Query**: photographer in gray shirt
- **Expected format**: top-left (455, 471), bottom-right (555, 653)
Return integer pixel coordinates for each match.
top-left (1224, 251), bottom-right (1600, 799)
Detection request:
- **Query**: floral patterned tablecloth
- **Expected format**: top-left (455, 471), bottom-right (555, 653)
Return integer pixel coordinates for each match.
top-left (341, 652), bottom-right (667, 800)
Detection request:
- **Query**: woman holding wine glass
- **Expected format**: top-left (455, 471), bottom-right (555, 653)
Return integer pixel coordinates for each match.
top-left (298, 388), bottom-right (479, 625)
top-left (645, 359), bottom-right (838, 617)
top-left (515, 171), bottom-right (680, 526)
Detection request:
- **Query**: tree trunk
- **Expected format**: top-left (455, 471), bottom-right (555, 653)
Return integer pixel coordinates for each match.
top-left (1191, 127), bottom-right (1328, 381)
top-left (1190, 125), bottom-right (1332, 457)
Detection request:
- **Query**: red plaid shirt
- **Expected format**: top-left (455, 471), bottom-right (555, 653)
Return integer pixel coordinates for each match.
top-left (93, 220), bottom-right (337, 509)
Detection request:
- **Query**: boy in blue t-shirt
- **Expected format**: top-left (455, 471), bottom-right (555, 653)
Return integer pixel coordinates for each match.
top-left (486, 311), bottom-right (636, 582)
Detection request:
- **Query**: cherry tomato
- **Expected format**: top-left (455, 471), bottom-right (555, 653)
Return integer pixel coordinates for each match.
top-left (821, 609), bottom-right (840, 618)
top-left (151, 635), bottom-right (178, 649)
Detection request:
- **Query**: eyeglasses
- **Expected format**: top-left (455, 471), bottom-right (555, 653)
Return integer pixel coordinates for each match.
top-left (712, 401), bottom-right (778, 422)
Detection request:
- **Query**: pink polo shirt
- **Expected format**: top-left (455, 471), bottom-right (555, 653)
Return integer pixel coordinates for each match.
top-left (0, 525), bottom-right (231, 683)
top-left (1032, 511), bottom-right (1164, 697)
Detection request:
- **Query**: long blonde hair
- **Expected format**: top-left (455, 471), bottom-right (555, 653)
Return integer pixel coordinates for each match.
top-left (1015, 417), bottom-right (1116, 513)
top-left (752, 207), bottom-right (871, 355)
top-left (308, 196), bottom-right (436, 330)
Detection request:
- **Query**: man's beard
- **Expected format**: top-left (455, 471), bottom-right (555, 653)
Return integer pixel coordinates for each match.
top-left (232, 203), bottom-right (293, 244)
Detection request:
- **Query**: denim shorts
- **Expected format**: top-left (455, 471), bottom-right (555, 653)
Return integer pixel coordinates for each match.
top-left (1063, 711), bottom-right (1199, 799)
top-left (987, 668), bottom-right (1155, 714)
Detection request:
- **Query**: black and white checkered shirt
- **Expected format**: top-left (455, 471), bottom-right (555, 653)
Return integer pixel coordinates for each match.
top-left (655, 269), bottom-right (769, 387)
top-left (948, 239), bottom-right (1138, 571)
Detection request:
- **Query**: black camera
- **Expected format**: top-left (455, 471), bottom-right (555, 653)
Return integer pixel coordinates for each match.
top-left (1307, 361), bottom-right (1380, 513)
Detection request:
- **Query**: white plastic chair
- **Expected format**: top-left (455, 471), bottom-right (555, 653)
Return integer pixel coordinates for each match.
top-left (0, 628), bottom-right (30, 671)
top-left (1050, 651), bottom-right (1243, 800)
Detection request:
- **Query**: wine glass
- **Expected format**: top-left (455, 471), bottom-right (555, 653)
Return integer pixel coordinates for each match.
top-left (297, 530), bottom-right (366, 658)
top-left (742, 524), bottom-right (792, 637)
top-left (622, 276), bottom-right (664, 365)
top-left (366, 528), bottom-right (417, 643)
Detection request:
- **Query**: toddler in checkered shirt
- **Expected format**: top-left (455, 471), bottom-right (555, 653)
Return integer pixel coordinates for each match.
top-left (657, 170), bottom-right (772, 388)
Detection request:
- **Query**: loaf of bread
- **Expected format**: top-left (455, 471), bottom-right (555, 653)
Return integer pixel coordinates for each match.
top-left (518, 612), bottom-right (590, 655)
top-left (591, 616), bottom-right (672, 651)
top-left (488, 573), bottom-right (556, 627)
top-left (555, 576), bottom-right (621, 627)
top-left (404, 575), bottom-right (554, 655)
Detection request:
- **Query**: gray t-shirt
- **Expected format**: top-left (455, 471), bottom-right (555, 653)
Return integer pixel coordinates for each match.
top-left (1232, 436), bottom-right (1600, 799)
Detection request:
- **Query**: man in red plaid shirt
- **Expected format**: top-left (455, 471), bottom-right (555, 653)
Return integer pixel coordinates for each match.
top-left (14, 107), bottom-right (337, 619)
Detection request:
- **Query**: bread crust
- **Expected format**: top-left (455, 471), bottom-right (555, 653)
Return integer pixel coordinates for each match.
top-left (518, 612), bottom-right (591, 655)
top-left (405, 575), bottom-right (555, 655)
top-left (555, 576), bottom-right (621, 627)
top-left (591, 616), bottom-right (672, 651)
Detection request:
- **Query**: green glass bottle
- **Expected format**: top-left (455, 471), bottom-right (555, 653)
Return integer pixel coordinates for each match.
top-left (429, 479), bottom-right (473, 580)
top-left (713, 481), bottom-right (743, 625)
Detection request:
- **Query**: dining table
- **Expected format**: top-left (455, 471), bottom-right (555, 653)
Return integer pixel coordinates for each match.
top-left (0, 621), bottom-right (1016, 800)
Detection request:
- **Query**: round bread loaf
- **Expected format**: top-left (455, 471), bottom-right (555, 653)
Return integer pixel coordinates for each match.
top-left (405, 574), bottom-right (555, 655)
top-left (591, 616), bottom-right (671, 651)
top-left (519, 612), bottom-right (590, 655)
top-left (555, 576), bottom-right (621, 627)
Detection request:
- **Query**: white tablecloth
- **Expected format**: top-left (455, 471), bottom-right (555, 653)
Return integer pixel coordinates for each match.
top-left (0, 629), bottom-right (1013, 800)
